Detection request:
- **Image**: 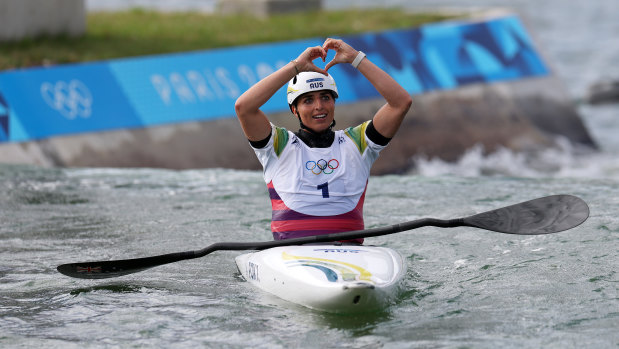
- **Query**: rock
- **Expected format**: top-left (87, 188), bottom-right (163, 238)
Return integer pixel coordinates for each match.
top-left (585, 80), bottom-right (619, 104)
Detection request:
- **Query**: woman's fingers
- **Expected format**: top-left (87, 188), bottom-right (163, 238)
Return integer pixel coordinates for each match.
top-left (322, 38), bottom-right (357, 71)
top-left (322, 38), bottom-right (344, 51)
top-left (294, 46), bottom-right (329, 75)
top-left (294, 40), bottom-right (357, 74)
top-left (324, 58), bottom-right (337, 72)
top-left (301, 46), bottom-right (326, 64)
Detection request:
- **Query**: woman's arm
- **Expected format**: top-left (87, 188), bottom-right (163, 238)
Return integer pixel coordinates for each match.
top-left (323, 38), bottom-right (412, 139)
top-left (234, 46), bottom-right (329, 142)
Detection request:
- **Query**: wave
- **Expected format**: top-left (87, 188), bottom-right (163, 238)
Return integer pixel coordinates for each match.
top-left (409, 139), bottom-right (619, 179)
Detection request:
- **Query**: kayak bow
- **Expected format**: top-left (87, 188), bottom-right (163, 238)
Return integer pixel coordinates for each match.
top-left (236, 244), bottom-right (406, 313)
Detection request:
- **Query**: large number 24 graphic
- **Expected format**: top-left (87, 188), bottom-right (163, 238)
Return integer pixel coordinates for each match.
top-left (317, 182), bottom-right (329, 198)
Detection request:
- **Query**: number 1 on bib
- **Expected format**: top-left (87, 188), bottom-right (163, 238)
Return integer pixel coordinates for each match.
top-left (317, 182), bottom-right (329, 198)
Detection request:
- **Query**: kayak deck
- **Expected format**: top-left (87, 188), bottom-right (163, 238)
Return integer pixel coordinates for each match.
top-left (236, 244), bottom-right (406, 313)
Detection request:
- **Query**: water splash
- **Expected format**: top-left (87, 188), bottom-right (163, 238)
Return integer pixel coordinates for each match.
top-left (411, 138), bottom-right (619, 178)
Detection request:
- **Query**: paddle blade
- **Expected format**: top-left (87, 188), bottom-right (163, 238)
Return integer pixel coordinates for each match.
top-left (57, 260), bottom-right (153, 279)
top-left (462, 195), bottom-right (589, 235)
top-left (57, 251), bottom-right (197, 279)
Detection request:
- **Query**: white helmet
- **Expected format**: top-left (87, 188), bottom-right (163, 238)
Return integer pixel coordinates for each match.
top-left (286, 71), bottom-right (338, 106)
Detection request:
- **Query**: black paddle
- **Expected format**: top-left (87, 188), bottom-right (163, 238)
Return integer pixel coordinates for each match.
top-left (57, 194), bottom-right (589, 279)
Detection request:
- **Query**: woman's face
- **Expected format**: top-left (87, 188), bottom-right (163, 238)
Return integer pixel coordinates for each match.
top-left (292, 91), bottom-right (335, 133)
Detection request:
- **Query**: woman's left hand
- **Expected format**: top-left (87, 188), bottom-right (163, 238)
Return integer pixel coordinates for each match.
top-left (322, 38), bottom-right (359, 72)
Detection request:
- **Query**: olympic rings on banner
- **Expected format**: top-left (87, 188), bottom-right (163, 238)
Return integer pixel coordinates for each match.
top-left (305, 159), bottom-right (339, 175)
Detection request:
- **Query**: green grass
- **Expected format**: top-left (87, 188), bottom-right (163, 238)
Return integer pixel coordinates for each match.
top-left (0, 8), bottom-right (457, 71)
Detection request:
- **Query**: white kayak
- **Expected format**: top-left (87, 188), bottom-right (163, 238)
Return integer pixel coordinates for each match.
top-left (235, 244), bottom-right (407, 313)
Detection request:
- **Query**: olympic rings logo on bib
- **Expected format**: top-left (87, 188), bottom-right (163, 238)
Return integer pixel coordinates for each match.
top-left (306, 159), bottom-right (339, 175)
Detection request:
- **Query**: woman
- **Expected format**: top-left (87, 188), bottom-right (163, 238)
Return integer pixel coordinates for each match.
top-left (235, 38), bottom-right (412, 243)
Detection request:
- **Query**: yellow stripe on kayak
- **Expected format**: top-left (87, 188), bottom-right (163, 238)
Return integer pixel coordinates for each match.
top-left (282, 251), bottom-right (373, 282)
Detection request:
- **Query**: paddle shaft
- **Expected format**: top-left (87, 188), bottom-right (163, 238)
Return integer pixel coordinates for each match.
top-left (204, 217), bottom-right (462, 254)
top-left (65, 218), bottom-right (460, 278)
top-left (56, 195), bottom-right (589, 279)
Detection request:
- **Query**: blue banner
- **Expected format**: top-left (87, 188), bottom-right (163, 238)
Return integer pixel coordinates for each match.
top-left (0, 15), bottom-right (548, 143)
top-left (0, 63), bottom-right (140, 142)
